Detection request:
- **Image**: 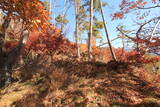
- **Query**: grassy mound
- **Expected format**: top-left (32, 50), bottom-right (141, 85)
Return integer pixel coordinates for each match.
top-left (0, 60), bottom-right (160, 107)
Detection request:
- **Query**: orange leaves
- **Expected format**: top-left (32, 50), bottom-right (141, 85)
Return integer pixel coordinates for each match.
top-left (140, 1), bottom-right (147, 6)
top-left (129, 1), bottom-right (147, 9)
top-left (148, 37), bottom-right (160, 47)
top-left (135, 0), bottom-right (147, 7)
top-left (111, 12), bottom-right (124, 20)
top-left (114, 48), bottom-right (160, 64)
top-left (113, 0), bottom-right (148, 20)
top-left (0, 0), bottom-right (51, 32)
top-left (116, 50), bottom-right (141, 63)
top-left (80, 44), bottom-right (159, 64)
top-left (129, 4), bottom-right (138, 9)
top-left (26, 29), bottom-right (76, 56)
top-left (133, 38), bottom-right (147, 43)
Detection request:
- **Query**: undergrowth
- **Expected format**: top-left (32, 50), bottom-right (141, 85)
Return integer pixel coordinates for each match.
top-left (0, 59), bottom-right (160, 107)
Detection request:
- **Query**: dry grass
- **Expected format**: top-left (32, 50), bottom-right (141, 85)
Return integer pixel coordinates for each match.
top-left (0, 60), bottom-right (160, 107)
top-left (0, 82), bottom-right (36, 107)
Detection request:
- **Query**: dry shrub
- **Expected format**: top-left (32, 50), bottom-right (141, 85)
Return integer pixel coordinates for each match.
top-left (7, 59), bottom-right (160, 107)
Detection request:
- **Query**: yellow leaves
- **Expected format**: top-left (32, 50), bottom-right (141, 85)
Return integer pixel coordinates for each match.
top-left (32, 19), bottom-right (41, 24)
top-left (35, 19), bottom-right (41, 23)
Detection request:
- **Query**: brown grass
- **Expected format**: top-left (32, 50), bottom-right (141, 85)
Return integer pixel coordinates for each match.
top-left (0, 60), bottom-right (160, 107)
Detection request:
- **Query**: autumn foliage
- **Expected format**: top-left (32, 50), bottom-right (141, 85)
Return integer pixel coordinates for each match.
top-left (0, 0), bottom-right (51, 32)
top-left (26, 30), bottom-right (76, 57)
top-left (109, 0), bottom-right (160, 64)
top-left (0, 0), bottom-right (160, 106)
top-left (111, 0), bottom-right (155, 20)
top-left (114, 48), bottom-right (160, 65)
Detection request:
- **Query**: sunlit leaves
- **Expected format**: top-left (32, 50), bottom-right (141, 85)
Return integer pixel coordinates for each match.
top-left (111, 12), bottom-right (124, 20)
top-left (0, 0), bottom-right (51, 32)
top-left (115, 49), bottom-right (160, 64)
top-left (26, 29), bottom-right (76, 56)
top-left (111, 0), bottom-right (152, 20)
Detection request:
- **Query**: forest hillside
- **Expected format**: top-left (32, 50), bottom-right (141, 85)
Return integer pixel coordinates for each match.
top-left (0, 0), bottom-right (160, 107)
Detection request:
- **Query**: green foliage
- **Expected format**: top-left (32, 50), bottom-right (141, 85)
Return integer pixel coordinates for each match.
top-left (78, 6), bottom-right (87, 25)
top-left (81, 20), bottom-right (103, 38)
top-left (94, 21), bottom-right (104, 29)
top-left (93, 0), bottom-right (108, 12)
top-left (82, 0), bottom-right (107, 12)
top-left (55, 15), bottom-right (69, 25)
top-left (78, 0), bottom-right (106, 39)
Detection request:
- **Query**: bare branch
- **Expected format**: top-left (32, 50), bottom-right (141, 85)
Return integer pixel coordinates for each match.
top-left (136, 16), bottom-right (160, 38)
top-left (98, 36), bottom-right (120, 47)
top-left (135, 16), bottom-right (160, 50)
top-left (116, 27), bottom-right (135, 40)
top-left (137, 5), bottom-right (160, 10)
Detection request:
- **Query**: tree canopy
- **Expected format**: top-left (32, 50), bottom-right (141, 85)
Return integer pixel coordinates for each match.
top-left (0, 0), bottom-right (51, 32)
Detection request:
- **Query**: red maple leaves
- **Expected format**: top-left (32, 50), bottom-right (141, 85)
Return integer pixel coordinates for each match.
top-left (111, 12), bottom-right (124, 20)
top-left (111, 0), bottom-right (149, 20)
top-left (26, 29), bottom-right (76, 57)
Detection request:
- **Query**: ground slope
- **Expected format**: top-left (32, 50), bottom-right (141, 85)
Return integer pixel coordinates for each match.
top-left (0, 60), bottom-right (160, 107)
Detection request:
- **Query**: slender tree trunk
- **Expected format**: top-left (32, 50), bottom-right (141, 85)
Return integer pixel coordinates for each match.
top-left (61, 0), bottom-right (67, 33)
top-left (99, 0), bottom-right (117, 61)
top-left (75, 0), bottom-right (80, 58)
top-left (52, 0), bottom-right (56, 24)
top-left (145, 19), bottom-right (160, 52)
top-left (88, 0), bottom-right (93, 61)
top-left (0, 12), bottom-right (11, 50)
top-left (0, 17), bottom-right (29, 86)
top-left (150, 19), bottom-right (160, 41)
top-left (0, 13), bottom-right (11, 72)
top-left (49, 0), bottom-right (52, 15)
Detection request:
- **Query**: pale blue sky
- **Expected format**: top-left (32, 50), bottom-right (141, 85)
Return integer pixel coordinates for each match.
top-left (48, 0), bottom-right (159, 48)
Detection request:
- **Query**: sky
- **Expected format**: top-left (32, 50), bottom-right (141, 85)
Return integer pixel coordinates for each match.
top-left (47, 0), bottom-right (160, 48)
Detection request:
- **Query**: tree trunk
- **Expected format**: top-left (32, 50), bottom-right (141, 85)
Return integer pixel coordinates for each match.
top-left (0, 23), bottom-right (29, 87)
top-left (0, 12), bottom-right (11, 70)
top-left (61, 0), bottom-right (67, 33)
top-left (145, 19), bottom-right (160, 52)
top-left (49, 0), bottom-right (52, 15)
top-left (75, 0), bottom-right (80, 58)
top-left (88, 0), bottom-right (93, 61)
top-left (99, 0), bottom-right (117, 61)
